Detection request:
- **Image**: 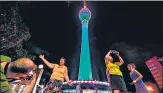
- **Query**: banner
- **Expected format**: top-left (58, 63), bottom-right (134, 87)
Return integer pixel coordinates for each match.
top-left (145, 56), bottom-right (163, 89)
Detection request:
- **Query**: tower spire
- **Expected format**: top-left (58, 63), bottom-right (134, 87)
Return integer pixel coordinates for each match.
top-left (84, 0), bottom-right (86, 8)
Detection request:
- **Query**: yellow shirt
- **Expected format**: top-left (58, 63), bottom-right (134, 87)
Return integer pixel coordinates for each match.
top-left (50, 64), bottom-right (66, 82)
top-left (106, 62), bottom-right (123, 76)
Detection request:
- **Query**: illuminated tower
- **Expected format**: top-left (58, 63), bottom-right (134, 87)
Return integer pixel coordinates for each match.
top-left (78, 1), bottom-right (93, 80)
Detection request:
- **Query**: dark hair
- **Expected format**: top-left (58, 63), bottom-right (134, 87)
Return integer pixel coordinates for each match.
top-left (60, 57), bottom-right (66, 62)
top-left (110, 54), bottom-right (119, 63)
top-left (10, 66), bottom-right (28, 73)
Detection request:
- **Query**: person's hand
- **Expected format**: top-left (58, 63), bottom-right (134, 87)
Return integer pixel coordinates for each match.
top-left (109, 50), bottom-right (112, 53)
top-left (39, 55), bottom-right (44, 59)
top-left (132, 80), bottom-right (137, 84)
top-left (116, 51), bottom-right (120, 56)
top-left (67, 80), bottom-right (73, 86)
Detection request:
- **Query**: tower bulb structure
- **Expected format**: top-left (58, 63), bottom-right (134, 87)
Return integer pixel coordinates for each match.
top-left (78, 1), bottom-right (93, 80)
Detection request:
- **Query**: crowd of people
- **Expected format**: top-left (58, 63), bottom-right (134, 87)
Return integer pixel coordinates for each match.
top-left (0, 50), bottom-right (153, 93)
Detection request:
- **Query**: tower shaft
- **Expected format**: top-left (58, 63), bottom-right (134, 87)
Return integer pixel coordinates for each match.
top-left (78, 21), bottom-right (93, 80)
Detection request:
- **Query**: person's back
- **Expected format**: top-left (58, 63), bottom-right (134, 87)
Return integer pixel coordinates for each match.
top-left (0, 55), bottom-right (12, 93)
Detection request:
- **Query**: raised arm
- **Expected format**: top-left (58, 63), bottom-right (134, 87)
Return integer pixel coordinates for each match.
top-left (39, 55), bottom-right (55, 69)
top-left (132, 69), bottom-right (143, 84)
top-left (115, 52), bottom-right (124, 66)
top-left (105, 50), bottom-right (112, 58)
top-left (105, 50), bottom-right (112, 64)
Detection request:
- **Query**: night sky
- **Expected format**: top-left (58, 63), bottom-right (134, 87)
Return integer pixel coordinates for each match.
top-left (1, 1), bottom-right (163, 92)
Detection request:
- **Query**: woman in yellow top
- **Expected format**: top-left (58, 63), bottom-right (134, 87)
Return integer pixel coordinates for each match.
top-left (39, 55), bottom-right (72, 92)
top-left (105, 50), bottom-right (128, 93)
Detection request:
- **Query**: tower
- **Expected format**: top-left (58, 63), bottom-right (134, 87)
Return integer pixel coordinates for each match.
top-left (78, 1), bottom-right (93, 80)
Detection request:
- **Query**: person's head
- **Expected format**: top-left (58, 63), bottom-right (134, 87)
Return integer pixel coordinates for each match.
top-left (127, 63), bottom-right (135, 71)
top-left (59, 57), bottom-right (66, 66)
top-left (10, 58), bottom-right (37, 79)
top-left (107, 56), bottom-right (113, 62)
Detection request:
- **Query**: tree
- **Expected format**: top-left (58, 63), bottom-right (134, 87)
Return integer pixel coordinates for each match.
top-left (0, 2), bottom-right (30, 51)
top-left (11, 43), bottom-right (36, 60)
top-left (0, 2), bottom-right (35, 60)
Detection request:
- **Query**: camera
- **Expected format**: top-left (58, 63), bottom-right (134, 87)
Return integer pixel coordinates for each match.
top-left (112, 50), bottom-right (118, 54)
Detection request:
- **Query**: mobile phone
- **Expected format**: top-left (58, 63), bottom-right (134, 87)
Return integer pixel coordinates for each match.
top-left (112, 50), bottom-right (117, 54)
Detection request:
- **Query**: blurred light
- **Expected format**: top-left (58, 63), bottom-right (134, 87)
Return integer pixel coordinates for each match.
top-left (147, 86), bottom-right (153, 91)
top-left (145, 82), bottom-right (159, 93)
top-left (38, 64), bottom-right (44, 69)
top-left (62, 80), bottom-right (110, 86)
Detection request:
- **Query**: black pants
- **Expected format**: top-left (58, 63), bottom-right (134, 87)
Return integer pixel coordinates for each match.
top-left (110, 75), bottom-right (128, 93)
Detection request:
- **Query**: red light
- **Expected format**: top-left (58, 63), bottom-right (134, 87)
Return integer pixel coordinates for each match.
top-left (145, 82), bottom-right (159, 93)
top-left (147, 86), bottom-right (154, 91)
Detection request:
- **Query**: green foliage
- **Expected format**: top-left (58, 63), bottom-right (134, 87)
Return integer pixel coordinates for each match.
top-left (0, 3), bottom-right (35, 61)
top-left (0, 55), bottom-right (11, 62)
top-left (11, 44), bottom-right (36, 60)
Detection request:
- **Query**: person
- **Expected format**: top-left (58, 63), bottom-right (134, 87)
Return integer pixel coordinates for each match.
top-left (127, 63), bottom-right (151, 93)
top-left (105, 50), bottom-right (128, 93)
top-left (76, 84), bottom-right (82, 93)
top-left (39, 55), bottom-right (72, 92)
top-left (0, 55), bottom-right (37, 93)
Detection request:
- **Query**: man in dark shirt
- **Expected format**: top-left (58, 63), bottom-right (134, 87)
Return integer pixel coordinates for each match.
top-left (0, 55), bottom-right (37, 93)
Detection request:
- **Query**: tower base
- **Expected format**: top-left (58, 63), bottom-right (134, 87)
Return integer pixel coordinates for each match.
top-left (62, 80), bottom-right (111, 93)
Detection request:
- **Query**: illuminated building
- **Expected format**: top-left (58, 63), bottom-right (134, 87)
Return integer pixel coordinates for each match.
top-left (78, 1), bottom-right (92, 80)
